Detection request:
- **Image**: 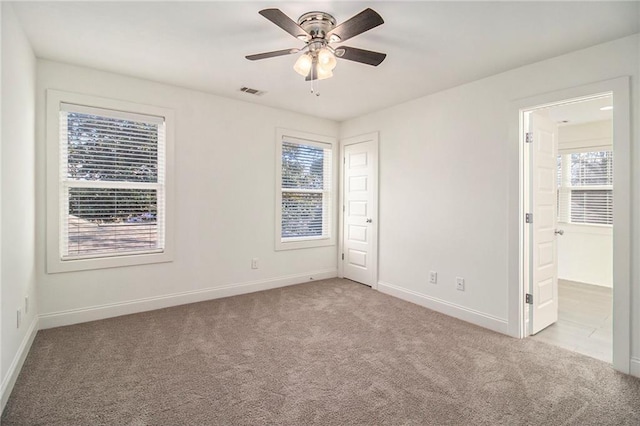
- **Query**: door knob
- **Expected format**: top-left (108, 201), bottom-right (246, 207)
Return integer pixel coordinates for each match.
top-left (554, 229), bottom-right (564, 236)
top-left (366, 218), bottom-right (373, 223)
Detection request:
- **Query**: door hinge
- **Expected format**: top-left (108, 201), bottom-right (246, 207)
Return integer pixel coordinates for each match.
top-left (341, 253), bottom-right (344, 260)
top-left (525, 213), bottom-right (533, 224)
top-left (343, 157), bottom-right (346, 164)
top-left (525, 132), bottom-right (533, 143)
top-left (343, 205), bottom-right (345, 212)
top-left (525, 293), bottom-right (533, 305)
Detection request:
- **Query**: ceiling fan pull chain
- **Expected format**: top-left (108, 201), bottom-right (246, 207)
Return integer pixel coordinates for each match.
top-left (310, 56), bottom-right (320, 96)
top-left (313, 73), bottom-right (320, 96)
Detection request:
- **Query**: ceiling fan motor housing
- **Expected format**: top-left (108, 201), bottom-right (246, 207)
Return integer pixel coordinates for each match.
top-left (297, 11), bottom-right (338, 43)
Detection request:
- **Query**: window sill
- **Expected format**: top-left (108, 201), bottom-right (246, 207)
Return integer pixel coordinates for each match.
top-left (47, 250), bottom-right (173, 273)
top-left (275, 237), bottom-right (334, 251)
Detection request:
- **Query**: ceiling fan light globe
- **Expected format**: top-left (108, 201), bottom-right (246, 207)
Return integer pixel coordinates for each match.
top-left (293, 54), bottom-right (313, 76)
top-left (318, 48), bottom-right (337, 71)
top-left (317, 65), bottom-right (333, 80)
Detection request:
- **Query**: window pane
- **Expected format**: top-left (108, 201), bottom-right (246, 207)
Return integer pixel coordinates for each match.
top-left (570, 151), bottom-right (613, 186)
top-left (570, 189), bottom-right (613, 225)
top-left (65, 188), bottom-right (159, 257)
top-left (281, 192), bottom-right (323, 238)
top-left (557, 150), bottom-right (614, 225)
top-left (278, 135), bottom-right (332, 246)
top-left (282, 142), bottom-right (325, 190)
top-left (66, 112), bottom-right (158, 183)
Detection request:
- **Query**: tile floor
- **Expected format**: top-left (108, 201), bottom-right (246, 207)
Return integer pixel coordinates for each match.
top-left (531, 279), bottom-right (612, 363)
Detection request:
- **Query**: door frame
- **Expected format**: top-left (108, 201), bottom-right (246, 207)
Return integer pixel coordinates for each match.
top-left (338, 132), bottom-right (379, 289)
top-left (508, 77), bottom-right (631, 373)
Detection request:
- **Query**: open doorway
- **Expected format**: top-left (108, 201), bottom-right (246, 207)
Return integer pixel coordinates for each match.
top-left (511, 77), bottom-right (631, 374)
top-left (524, 96), bottom-right (613, 363)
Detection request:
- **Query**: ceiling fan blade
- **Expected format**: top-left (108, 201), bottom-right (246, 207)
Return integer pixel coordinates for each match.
top-left (246, 48), bottom-right (300, 61)
top-left (326, 8), bottom-right (384, 43)
top-left (335, 46), bottom-right (386, 66)
top-left (259, 9), bottom-right (311, 40)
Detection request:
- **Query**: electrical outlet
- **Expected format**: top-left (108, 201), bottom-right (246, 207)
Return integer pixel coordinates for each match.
top-left (456, 277), bottom-right (465, 291)
top-left (429, 271), bottom-right (437, 284)
top-left (25, 296), bottom-right (29, 314)
top-left (16, 308), bottom-right (22, 328)
top-left (251, 258), bottom-right (259, 269)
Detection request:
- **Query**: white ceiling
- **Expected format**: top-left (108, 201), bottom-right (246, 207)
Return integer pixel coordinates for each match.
top-left (547, 95), bottom-right (613, 126)
top-left (12, 1), bottom-right (640, 122)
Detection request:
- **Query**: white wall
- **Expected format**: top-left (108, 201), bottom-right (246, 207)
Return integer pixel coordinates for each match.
top-left (340, 35), bottom-right (639, 361)
top-left (1, 3), bottom-right (38, 409)
top-left (35, 60), bottom-right (339, 327)
top-left (557, 224), bottom-right (612, 287)
top-left (557, 120), bottom-right (613, 287)
top-left (558, 120), bottom-right (612, 152)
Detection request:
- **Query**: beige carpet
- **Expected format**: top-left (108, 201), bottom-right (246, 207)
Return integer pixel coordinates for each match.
top-left (2, 278), bottom-right (639, 425)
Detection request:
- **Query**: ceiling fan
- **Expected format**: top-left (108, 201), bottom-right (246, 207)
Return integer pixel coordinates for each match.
top-left (246, 8), bottom-right (386, 83)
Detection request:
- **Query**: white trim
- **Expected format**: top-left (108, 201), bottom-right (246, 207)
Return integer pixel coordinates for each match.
top-left (282, 136), bottom-right (332, 151)
top-left (378, 281), bottom-right (509, 335)
top-left (508, 77), bottom-right (631, 373)
top-left (274, 128), bottom-right (338, 251)
top-left (38, 269), bottom-right (337, 329)
top-left (338, 132), bottom-right (379, 289)
top-left (60, 102), bottom-right (165, 125)
top-left (46, 89), bottom-right (175, 273)
top-left (557, 141), bottom-right (611, 154)
top-left (1, 316), bottom-right (39, 411)
top-left (630, 358), bottom-right (640, 378)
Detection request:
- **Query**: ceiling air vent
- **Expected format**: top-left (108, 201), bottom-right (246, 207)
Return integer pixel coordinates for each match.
top-left (240, 86), bottom-right (266, 96)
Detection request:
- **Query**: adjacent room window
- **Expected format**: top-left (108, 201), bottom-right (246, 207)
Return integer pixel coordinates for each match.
top-left (557, 150), bottom-right (613, 225)
top-left (275, 129), bottom-right (336, 250)
top-left (47, 91), bottom-right (173, 272)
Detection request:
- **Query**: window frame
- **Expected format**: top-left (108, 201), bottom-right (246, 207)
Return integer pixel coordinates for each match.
top-left (557, 147), bottom-right (613, 227)
top-left (275, 128), bottom-right (337, 251)
top-left (46, 90), bottom-right (174, 273)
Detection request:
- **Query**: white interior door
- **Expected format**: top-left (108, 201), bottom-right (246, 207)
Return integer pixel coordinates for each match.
top-left (342, 135), bottom-right (378, 287)
top-left (530, 111), bottom-right (559, 334)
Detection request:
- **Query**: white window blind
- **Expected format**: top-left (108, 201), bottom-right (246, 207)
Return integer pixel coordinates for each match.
top-left (59, 103), bottom-right (166, 259)
top-left (280, 138), bottom-right (332, 241)
top-left (557, 150), bottom-right (613, 225)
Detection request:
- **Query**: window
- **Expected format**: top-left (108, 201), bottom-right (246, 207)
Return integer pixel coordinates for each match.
top-left (47, 91), bottom-right (173, 272)
top-left (275, 129), bottom-right (336, 250)
top-left (557, 150), bottom-right (613, 225)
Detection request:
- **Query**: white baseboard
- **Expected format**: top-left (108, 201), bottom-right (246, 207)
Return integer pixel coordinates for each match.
top-left (377, 281), bottom-right (509, 335)
top-left (1, 316), bottom-right (39, 411)
top-left (39, 269), bottom-right (337, 329)
top-left (630, 357), bottom-right (640, 378)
